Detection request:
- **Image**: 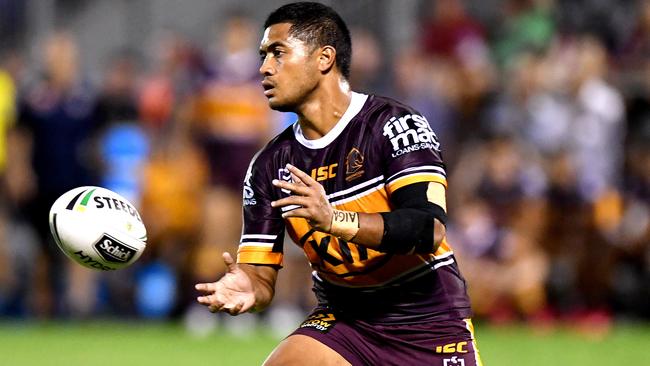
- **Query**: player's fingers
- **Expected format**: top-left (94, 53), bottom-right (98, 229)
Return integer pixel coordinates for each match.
top-left (196, 295), bottom-right (211, 305)
top-left (286, 164), bottom-right (316, 186)
top-left (222, 252), bottom-right (237, 272)
top-left (281, 208), bottom-right (310, 219)
top-left (197, 294), bottom-right (224, 310)
top-left (290, 172), bottom-right (307, 187)
top-left (228, 301), bottom-right (244, 316)
top-left (195, 282), bottom-right (217, 293)
top-left (272, 179), bottom-right (311, 196)
top-left (271, 196), bottom-right (308, 209)
top-left (208, 304), bottom-right (223, 313)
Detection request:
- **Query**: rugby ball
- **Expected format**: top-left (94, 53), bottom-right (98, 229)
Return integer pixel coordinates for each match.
top-left (49, 186), bottom-right (147, 271)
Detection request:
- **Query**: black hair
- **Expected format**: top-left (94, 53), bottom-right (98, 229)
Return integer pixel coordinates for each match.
top-left (264, 2), bottom-right (352, 79)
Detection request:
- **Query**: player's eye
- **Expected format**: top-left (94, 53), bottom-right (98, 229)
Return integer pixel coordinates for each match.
top-left (259, 53), bottom-right (267, 63)
top-left (273, 49), bottom-right (284, 58)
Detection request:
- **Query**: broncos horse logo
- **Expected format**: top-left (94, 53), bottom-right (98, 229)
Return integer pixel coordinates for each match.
top-left (345, 147), bottom-right (365, 181)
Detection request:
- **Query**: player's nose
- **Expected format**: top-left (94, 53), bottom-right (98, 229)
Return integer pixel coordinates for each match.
top-left (259, 58), bottom-right (274, 76)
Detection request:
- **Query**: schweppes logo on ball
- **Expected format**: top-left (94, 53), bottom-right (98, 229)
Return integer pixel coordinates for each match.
top-left (93, 234), bottom-right (137, 263)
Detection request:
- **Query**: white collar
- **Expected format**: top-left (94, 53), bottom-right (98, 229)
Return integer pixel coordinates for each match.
top-left (293, 92), bottom-right (368, 149)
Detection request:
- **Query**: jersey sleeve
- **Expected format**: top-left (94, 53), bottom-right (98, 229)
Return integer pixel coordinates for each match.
top-left (378, 110), bottom-right (447, 195)
top-left (237, 154), bottom-right (285, 267)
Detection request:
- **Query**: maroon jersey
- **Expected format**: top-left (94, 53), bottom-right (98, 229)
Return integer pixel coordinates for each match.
top-left (238, 92), bottom-right (471, 321)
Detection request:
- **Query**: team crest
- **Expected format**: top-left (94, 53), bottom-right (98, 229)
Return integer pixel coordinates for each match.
top-left (345, 148), bottom-right (364, 182)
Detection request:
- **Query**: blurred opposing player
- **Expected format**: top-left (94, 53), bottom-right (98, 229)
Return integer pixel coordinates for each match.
top-left (195, 2), bottom-right (482, 365)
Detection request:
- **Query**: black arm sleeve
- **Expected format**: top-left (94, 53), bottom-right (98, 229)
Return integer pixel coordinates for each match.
top-left (377, 182), bottom-right (447, 254)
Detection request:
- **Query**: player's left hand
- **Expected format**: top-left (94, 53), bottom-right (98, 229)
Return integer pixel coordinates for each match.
top-left (271, 164), bottom-right (334, 232)
top-left (195, 252), bottom-right (256, 315)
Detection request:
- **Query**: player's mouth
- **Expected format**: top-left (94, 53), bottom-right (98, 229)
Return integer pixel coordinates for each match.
top-left (262, 80), bottom-right (275, 97)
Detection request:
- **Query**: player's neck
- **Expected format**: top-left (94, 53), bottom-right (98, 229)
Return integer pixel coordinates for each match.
top-left (296, 78), bottom-right (352, 140)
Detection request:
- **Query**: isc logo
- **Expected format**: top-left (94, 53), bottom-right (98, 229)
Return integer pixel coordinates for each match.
top-left (311, 163), bottom-right (338, 182)
top-left (435, 341), bottom-right (468, 354)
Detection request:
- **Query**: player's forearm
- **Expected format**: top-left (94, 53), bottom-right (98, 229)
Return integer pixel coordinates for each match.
top-left (329, 210), bottom-right (445, 253)
top-left (347, 212), bottom-right (383, 246)
top-left (239, 264), bottom-right (278, 312)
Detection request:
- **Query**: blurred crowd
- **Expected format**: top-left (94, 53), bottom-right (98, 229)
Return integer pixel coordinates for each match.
top-left (0, 0), bottom-right (649, 333)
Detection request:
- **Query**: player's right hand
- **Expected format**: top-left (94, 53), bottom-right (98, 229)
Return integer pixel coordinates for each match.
top-left (195, 252), bottom-right (256, 315)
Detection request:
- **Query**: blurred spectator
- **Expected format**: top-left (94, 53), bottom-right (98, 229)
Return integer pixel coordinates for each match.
top-left (189, 13), bottom-right (274, 281)
top-left (420, 0), bottom-right (486, 59)
top-left (391, 48), bottom-right (462, 161)
top-left (449, 134), bottom-right (548, 321)
top-left (0, 50), bottom-right (17, 314)
top-left (97, 50), bottom-right (148, 204)
top-left (609, 57), bottom-right (650, 318)
top-left (611, 142), bottom-right (650, 318)
top-left (540, 150), bottom-right (597, 316)
top-left (0, 50), bottom-right (17, 184)
top-left (139, 29), bottom-right (204, 134)
top-left (492, 0), bottom-right (555, 69)
top-left (349, 27), bottom-right (385, 93)
top-left (12, 31), bottom-right (104, 317)
top-left (139, 119), bottom-right (208, 315)
top-left (2, 47), bottom-right (29, 206)
top-left (570, 36), bottom-right (625, 200)
top-left (618, 0), bottom-right (650, 69)
top-left (527, 36), bottom-right (625, 201)
top-left (0, 48), bottom-right (39, 317)
top-left (417, 0), bottom-right (495, 150)
top-left (94, 50), bottom-right (151, 316)
top-left (96, 50), bottom-right (140, 130)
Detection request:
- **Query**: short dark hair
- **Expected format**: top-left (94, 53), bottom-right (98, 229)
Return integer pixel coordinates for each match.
top-left (264, 2), bottom-right (352, 80)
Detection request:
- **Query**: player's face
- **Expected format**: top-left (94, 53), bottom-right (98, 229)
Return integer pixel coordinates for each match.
top-left (259, 23), bottom-right (320, 111)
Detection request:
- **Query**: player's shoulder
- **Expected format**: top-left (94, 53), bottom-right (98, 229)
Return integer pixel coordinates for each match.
top-left (249, 124), bottom-right (294, 170)
top-left (359, 94), bottom-right (428, 132)
top-left (364, 94), bottom-right (419, 115)
top-left (361, 94), bottom-right (422, 121)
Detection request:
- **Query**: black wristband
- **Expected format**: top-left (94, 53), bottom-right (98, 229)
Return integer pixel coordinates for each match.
top-left (378, 182), bottom-right (448, 254)
top-left (378, 208), bottom-right (435, 254)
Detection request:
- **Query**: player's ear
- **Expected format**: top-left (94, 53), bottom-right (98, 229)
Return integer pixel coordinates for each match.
top-left (317, 45), bottom-right (336, 74)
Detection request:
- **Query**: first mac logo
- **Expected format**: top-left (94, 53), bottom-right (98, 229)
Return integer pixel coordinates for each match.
top-left (94, 234), bottom-right (136, 263)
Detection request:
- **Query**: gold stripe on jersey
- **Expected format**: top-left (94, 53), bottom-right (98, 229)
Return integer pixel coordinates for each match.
top-left (387, 174), bottom-right (447, 194)
top-left (237, 247), bottom-right (283, 266)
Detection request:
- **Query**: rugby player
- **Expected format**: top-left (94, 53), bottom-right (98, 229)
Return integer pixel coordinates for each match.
top-left (195, 2), bottom-right (482, 365)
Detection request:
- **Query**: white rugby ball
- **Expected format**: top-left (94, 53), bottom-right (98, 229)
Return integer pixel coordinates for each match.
top-left (49, 186), bottom-right (147, 271)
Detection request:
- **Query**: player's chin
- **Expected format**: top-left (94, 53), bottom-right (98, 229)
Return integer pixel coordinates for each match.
top-left (267, 98), bottom-right (294, 112)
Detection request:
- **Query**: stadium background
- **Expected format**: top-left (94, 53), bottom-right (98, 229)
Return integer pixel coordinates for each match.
top-left (0, 0), bottom-right (648, 364)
